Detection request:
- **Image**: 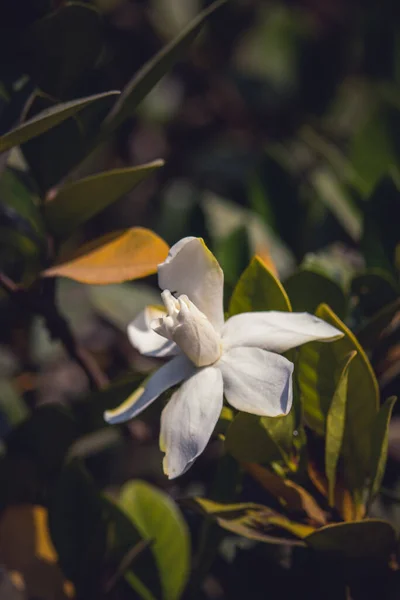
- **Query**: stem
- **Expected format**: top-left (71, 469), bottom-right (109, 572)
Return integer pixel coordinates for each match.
top-left (0, 272), bottom-right (108, 391)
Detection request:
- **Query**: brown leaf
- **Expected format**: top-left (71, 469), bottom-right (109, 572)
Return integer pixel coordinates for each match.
top-left (43, 227), bottom-right (169, 284)
top-left (244, 463), bottom-right (327, 526)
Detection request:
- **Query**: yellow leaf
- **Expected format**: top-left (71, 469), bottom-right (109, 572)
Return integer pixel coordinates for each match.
top-left (43, 227), bottom-right (169, 284)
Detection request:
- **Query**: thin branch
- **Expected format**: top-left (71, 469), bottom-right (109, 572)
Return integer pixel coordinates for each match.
top-left (0, 272), bottom-right (108, 391)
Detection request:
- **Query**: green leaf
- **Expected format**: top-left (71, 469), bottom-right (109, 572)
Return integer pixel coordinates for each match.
top-left (368, 396), bottom-right (397, 504)
top-left (305, 520), bottom-right (397, 561)
top-left (0, 91), bottom-right (119, 154)
top-left (102, 496), bottom-right (161, 600)
top-left (298, 304), bottom-right (379, 502)
top-left (0, 167), bottom-right (46, 284)
top-left (29, 2), bottom-right (103, 98)
top-left (44, 160), bottom-right (164, 238)
top-left (188, 498), bottom-right (313, 544)
top-left (215, 225), bottom-right (251, 290)
top-left (309, 165), bottom-right (362, 241)
top-left (119, 480), bottom-right (190, 600)
top-left (48, 461), bottom-right (107, 595)
top-left (285, 268), bottom-right (347, 320)
top-left (229, 255), bottom-right (291, 316)
top-left (361, 175), bottom-right (400, 274)
top-left (103, 0), bottom-right (227, 132)
top-left (225, 413), bottom-right (285, 464)
top-left (351, 269), bottom-right (399, 318)
top-left (22, 91), bottom-right (119, 192)
top-left (350, 106), bottom-right (397, 198)
top-left (325, 352), bottom-right (355, 506)
top-left (356, 298), bottom-right (400, 350)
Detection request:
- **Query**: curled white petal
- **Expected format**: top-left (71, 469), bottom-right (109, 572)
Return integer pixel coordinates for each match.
top-left (160, 367), bottom-right (223, 479)
top-left (158, 237), bottom-right (224, 331)
top-left (127, 305), bottom-right (179, 358)
top-left (104, 354), bottom-right (194, 424)
top-left (153, 290), bottom-right (221, 367)
top-left (218, 347), bottom-right (293, 417)
top-left (222, 311), bottom-right (343, 353)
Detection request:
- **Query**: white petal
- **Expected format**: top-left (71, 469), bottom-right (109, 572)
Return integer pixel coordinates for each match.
top-left (158, 237), bottom-right (224, 331)
top-left (222, 311), bottom-right (343, 353)
top-left (127, 305), bottom-right (178, 358)
top-left (160, 367), bottom-right (223, 479)
top-left (219, 347), bottom-right (293, 416)
top-left (104, 355), bottom-right (194, 424)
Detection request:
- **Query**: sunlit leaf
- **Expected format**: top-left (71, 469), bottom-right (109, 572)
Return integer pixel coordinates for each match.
top-left (229, 255), bottom-right (291, 317)
top-left (244, 463), bottom-right (327, 526)
top-left (325, 352), bottom-right (355, 506)
top-left (189, 498), bottom-right (314, 545)
top-left (103, 0), bottom-right (227, 131)
top-left (285, 268), bottom-right (347, 319)
top-left (119, 480), bottom-right (190, 600)
top-left (368, 396), bottom-right (397, 504)
top-left (308, 462), bottom-right (361, 522)
top-left (44, 160), bottom-right (164, 238)
top-left (305, 520), bottom-right (397, 560)
top-left (298, 304), bottom-right (379, 503)
top-left (43, 228), bottom-right (169, 284)
top-left (0, 91), bottom-right (119, 154)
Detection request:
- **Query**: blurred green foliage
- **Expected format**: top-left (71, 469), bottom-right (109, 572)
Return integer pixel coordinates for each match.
top-left (0, 0), bottom-right (400, 599)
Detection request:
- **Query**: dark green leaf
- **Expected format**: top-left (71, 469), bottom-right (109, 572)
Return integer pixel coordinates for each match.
top-left (368, 396), bottom-right (397, 503)
top-left (225, 412), bottom-right (284, 464)
top-left (229, 255), bottom-right (291, 316)
top-left (0, 91), bottom-right (119, 154)
top-left (305, 520), bottom-right (397, 560)
top-left (44, 160), bottom-right (164, 238)
top-left (356, 298), bottom-right (400, 350)
top-left (325, 352), bottom-right (355, 506)
top-left (119, 480), bottom-right (190, 600)
top-left (103, 0), bottom-right (227, 132)
top-left (215, 225), bottom-right (251, 291)
top-left (29, 2), bottom-right (103, 98)
top-left (48, 461), bottom-right (107, 595)
top-left (351, 269), bottom-right (399, 318)
top-left (285, 268), bottom-right (347, 319)
top-left (22, 91), bottom-right (119, 192)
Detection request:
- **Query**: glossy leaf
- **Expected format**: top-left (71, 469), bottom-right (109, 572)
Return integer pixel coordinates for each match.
top-left (368, 396), bottom-right (397, 503)
top-left (43, 228), bottom-right (169, 284)
top-left (229, 255), bottom-right (291, 317)
top-left (285, 268), bottom-right (347, 319)
top-left (0, 91), bottom-right (119, 154)
top-left (44, 160), bottom-right (164, 238)
top-left (325, 352), bottom-right (355, 506)
top-left (305, 520), bottom-right (397, 560)
top-left (104, 0), bottom-right (227, 131)
top-left (119, 480), bottom-right (190, 600)
top-left (298, 304), bottom-right (379, 502)
top-left (189, 498), bottom-right (313, 544)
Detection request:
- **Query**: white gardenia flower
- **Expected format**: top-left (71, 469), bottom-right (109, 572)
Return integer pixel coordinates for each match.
top-left (104, 237), bottom-right (343, 479)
